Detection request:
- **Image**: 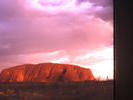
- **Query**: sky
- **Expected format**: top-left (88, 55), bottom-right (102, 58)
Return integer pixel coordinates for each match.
top-left (0, 0), bottom-right (113, 80)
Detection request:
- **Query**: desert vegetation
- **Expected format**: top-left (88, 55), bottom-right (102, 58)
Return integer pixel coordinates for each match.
top-left (0, 80), bottom-right (113, 100)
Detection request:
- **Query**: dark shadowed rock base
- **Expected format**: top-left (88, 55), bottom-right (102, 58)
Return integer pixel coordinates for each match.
top-left (0, 80), bottom-right (113, 100)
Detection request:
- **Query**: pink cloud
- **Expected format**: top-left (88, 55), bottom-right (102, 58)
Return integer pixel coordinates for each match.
top-left (0, 15), bottom-right (113, 56)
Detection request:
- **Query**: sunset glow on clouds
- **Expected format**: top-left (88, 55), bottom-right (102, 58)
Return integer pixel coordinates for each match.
top-left (27, 0), bottom-right (92, 12)
top-left (0, 0), bottom-right (113, 79)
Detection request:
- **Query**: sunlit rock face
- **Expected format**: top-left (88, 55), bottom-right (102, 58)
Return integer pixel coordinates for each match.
top-left (0, 63), bottom-right (95, 82)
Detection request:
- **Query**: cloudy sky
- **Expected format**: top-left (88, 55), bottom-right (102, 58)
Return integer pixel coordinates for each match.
top-left (0, 0), bottom-right (113, 79)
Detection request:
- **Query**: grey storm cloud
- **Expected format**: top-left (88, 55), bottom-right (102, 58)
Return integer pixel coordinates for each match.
top-left (78, 0), bottom-right (113, 21)
top-left (88, 0), bottom-right (113, 21)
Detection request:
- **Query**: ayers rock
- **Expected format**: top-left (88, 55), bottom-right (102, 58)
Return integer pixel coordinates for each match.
top-left (0, 63), bottom-right (95, 82)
